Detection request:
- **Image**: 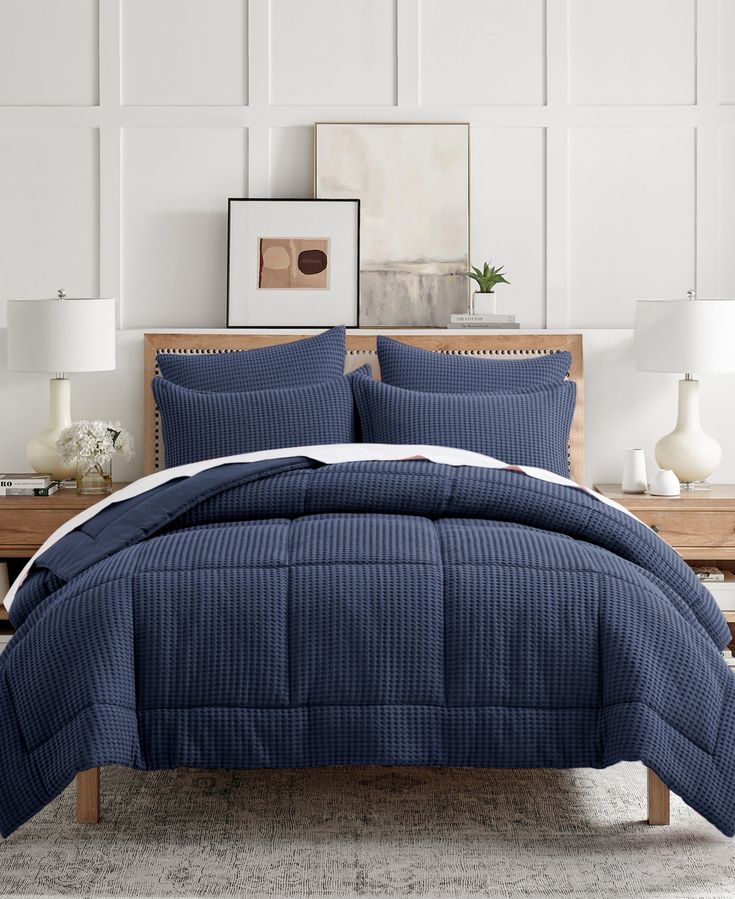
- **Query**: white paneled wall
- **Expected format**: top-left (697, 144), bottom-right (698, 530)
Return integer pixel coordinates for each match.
top-left (0, 128), bottom-right (99, 303)
top-left (568, 0), bottom-right (696, 106)
top-left (1, 0), bottom-right (735, 484)
top-left (419, 0), bottom-right (546, 106)
top-left (0, 0), bottom-right (733, 328)
top-left (568, 128), bottom-right (696, 327)
top-left (720, 128), bottom-right (735, 294)
top-left (719, 0), bottom-right (735, 103)
top-left (122, 127), bottom-right (248, 327)
top-left (0, 0), bottom-right (99, 106)
top-left (121, 0), bottom-right (249, 106)
top-left (269, 0), bottom-right (397, 106)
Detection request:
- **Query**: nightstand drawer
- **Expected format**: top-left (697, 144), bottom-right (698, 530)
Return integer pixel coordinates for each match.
top-left (0, 511), bottom-right (79, 548)
top-left (634, 511), bottom-right (735, 547)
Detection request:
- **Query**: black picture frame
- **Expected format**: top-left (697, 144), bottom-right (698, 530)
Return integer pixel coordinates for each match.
top-left (226, 197), bottom-right (360, 328)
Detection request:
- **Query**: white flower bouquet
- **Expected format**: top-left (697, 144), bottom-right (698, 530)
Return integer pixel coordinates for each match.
top-left (56, 420), bottom-right (134, 494)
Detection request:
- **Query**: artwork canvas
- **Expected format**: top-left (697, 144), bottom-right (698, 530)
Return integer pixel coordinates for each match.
top-left (314, 123), bottom-right (469, 327)
top-left (227, 199), bottom-right (359, 327)
top-left (258, 238), bottom-right (330, 290)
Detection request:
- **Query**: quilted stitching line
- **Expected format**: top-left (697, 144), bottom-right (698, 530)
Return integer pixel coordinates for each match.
top-left (438, 470), bottom-right (460, 708)
top-left (25, 702), bottom-right (136, 755)
top-left (711, 668), bottom-right (735, 776)
top-left (2, 666), bottom-right (31, 756)
top-left (130, 574), bottom-right (146, 768)
top-left (128, 700), bottom-right (718, 758)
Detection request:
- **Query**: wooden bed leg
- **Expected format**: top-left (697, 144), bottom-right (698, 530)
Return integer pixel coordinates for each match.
top-left (76, 768), bottom-right (100, 824)
top-left (647, 768), bottom-right (670, 825)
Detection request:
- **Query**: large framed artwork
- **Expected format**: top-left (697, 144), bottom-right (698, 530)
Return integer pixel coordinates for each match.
top-left (227, 198), bottom-right (360, 327)
top-left (314, 122), bottom-right (470, 327)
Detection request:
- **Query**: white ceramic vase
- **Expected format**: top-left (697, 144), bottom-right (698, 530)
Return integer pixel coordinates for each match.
top-left (650, 468), bottom-right (680, 497)
top-left (622, 448), bottom-right (647, 494)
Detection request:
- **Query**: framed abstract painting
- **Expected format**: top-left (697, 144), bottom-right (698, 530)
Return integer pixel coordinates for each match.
top-left (227, 198), bottom-right (360, 327)
top-left (314, 122), bottom-right (470, 327)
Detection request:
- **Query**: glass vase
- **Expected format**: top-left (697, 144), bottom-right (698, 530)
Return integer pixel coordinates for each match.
top-left (76, 457), bottom-right (112, 495)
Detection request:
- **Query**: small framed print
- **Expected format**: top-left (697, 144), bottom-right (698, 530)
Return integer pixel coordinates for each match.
top-left (227, 198), bottom-right (360, 327)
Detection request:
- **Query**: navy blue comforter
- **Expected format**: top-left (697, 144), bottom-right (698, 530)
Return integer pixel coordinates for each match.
top-left (1, 458), bottom-right (734, 837)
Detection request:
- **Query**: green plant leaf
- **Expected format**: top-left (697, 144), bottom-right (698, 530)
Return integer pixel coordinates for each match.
top-left (465, 261), bottom-right (510, 291)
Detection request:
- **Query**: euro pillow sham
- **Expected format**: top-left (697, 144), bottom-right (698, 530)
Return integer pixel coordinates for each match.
top-left (377, 335), bottom-right (571, 394)
top-left (352, 373), bottom-right (576, 477)
top-left (157, 326), bottom-right (346, 392)
top-left (153, 370), bottom-right (362, 468)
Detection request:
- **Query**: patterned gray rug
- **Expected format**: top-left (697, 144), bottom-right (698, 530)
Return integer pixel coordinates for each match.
top-left (1, 763), bottom-right (734, 898)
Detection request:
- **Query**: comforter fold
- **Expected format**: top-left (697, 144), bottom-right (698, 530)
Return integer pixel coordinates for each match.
top-left (1, 457), bottom-right (734, 837)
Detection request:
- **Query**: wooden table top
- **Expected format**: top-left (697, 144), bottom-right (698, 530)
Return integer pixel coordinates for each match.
top-left (594, 484), bottom-right (735, 510)
top-left (0, 483), bottom-right (129, 511)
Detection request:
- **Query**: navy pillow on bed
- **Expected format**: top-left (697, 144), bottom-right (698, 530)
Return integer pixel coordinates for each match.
top-left (157, 326), bottom-right (346, 392)
top-left (377, 336), bottom-right (571, 394)
top-left (352, 374), bottom-right (576, 477)
top-left (152, 373), bottom-right (358, 468)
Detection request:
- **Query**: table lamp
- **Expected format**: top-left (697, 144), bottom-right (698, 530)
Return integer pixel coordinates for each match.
top-left (6, 290), bottom-right (116, 479)
top-left (634, 292), bottom-right (735, 488)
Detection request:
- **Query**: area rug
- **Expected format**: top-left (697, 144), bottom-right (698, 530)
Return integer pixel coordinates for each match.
top-left (1, 763), bottom-right (734, 898)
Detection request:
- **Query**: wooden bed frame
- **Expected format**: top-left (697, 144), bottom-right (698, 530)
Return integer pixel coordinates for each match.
top-left (75, 330), bottom-right (670, 826)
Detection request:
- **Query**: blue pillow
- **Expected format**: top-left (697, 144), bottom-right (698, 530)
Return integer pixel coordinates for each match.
top-left (152, 373), bottom-right (358, 468)
top-left (157, 326), bottom-right (346, 392)
top-left (377, 336), bottom-right (571, 394)
top-left (352, 374), bottom-right (576, 477)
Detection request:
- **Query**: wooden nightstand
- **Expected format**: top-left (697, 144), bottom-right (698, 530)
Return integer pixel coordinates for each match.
top-left (0, 484), bottom-right (129, 631)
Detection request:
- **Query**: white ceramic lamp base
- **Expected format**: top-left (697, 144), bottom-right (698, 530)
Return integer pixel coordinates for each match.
top-left (654, 378), bottom-right (721, 486)
top-left (27, 378), bottom-right (76, 480)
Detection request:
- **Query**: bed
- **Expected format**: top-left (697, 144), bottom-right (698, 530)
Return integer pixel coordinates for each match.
top-left (1, 331), bottom-right (734, 838)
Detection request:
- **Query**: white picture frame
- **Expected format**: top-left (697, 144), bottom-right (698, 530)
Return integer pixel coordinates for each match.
top-left (227, 198), bottom-right (360, 327)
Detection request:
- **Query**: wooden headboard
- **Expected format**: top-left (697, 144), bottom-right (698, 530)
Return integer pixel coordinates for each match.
top-left (143, 332), bottom-right (584, 482)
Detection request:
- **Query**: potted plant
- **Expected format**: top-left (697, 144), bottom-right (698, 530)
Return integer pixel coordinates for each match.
top-left (465, 262), bottom-right (510, 315)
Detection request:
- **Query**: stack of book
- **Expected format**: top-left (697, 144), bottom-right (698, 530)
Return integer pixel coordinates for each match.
top-left (448, 313), bottom-right (520, 329)
top-left (699, 568), bottom-right (735, 611)
top-left (693, 566), bottom-right (725, 582)
top-left (0, 473), bottom-right (60, 496)
top-left (722, 649), bottom-right (735, 672)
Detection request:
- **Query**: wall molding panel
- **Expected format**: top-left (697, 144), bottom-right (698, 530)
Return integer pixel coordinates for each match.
top-left (0, 0), bottom-right (734, 330)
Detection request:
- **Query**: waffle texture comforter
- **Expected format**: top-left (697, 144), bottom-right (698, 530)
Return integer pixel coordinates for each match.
top-left (1, 456), bottom-right (734, 837)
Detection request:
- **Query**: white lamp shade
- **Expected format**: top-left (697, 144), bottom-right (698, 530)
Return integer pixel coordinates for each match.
top-left (7, 297), bottom-right (116, 372)
top-left (634, 299), bottom-right (735, 374)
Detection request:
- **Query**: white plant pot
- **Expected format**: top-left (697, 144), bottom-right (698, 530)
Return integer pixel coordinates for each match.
top-left (471, 292), bottom-right (496, 315)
